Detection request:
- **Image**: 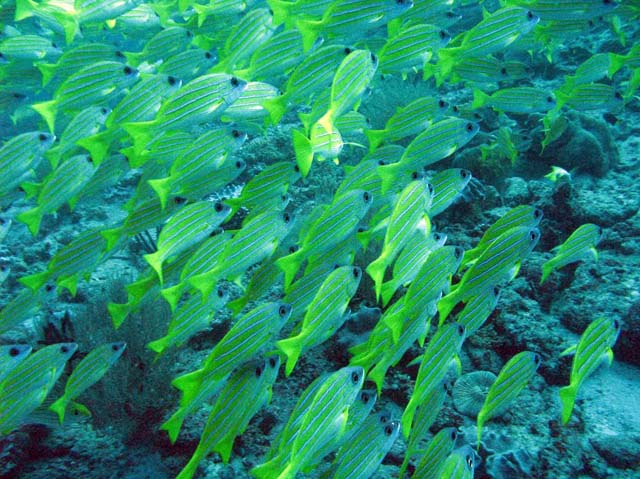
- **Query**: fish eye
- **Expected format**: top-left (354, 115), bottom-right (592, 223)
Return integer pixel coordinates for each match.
top-left (288, 245), bottom-right (298, 253)
top-left (293, 164), bottom-right (300, 173)
top-left (217, 288), bottom-right (225, 298)
top-left (465, 122), bottom-right (475, 132)
top-left (235, 160), bottom-right (244, 168)
top-left (352, 267), bottom-right (360, 279)
top-left (534, 354), bottom-right (541, 364)
top-left (232, 129), bottom-right (241, 138)
top-left (363, 191), bottom-right (371, 202)
top-left (357, 227), bottom-right (366, 233)
top-left (614, 91), bottom-right (623, 100)
top-left (534, 208), bottom-right (542, 219)
top-left (100, 107), bottom-right (108, 115)
top-left (269, 356), bottom-right (277, 367)
top-left (230, 77), bottom-right (239, 87)
top-left (434, 232), bottom-right (444, 241)
top-left (384, 424), bottom-right (394, 435)
top-left (427, 183), bottom-right (434, 195)
top-left (205, 51), bottom-right (213, 59)
top-left (597, 226), bottom-right (603, 236)
top-left (493, 286), bottom-right (500, 295)
top-left (38, 133), bottom-right (48, 142)
top-left (214, 202), bottom-right (224, 212)
top-left (439, 30), bottom-right (447, 40)
top-left (278, 305), bottom-right (289, 317)
top-left (361, 391), bottom-right (370, 403)
top-left (466, 454), bottom-right (474, 468)
top-left (111, 343), bottom-right (119, 351)
top-left (9, 347), bottom-right (20, 357)
top-left (371, 53), bottom-right (377, 63)
top-left (168, 76), bottom-right (178, 86)
top-left (454, 247), bottom-right (463, 259)
top-left (526, 10), bottom-right (534, 19)
top-left (186, 30), bottom-right (194, 38)
top-left (450, 429), bottom-right (458, 440)
top-left (344, 47), bottom-right (352, 55)
top-left (351, 371), bottom-right (360, 383)
top-left (530, 230), bottom-right (537, 241)
top-left (115, 50), bottom-right (125, 58)
top-left (86, 155), bottom-right (93, 163)
top-left (61, 345), bottom-right (69, 353)
top-left (13, 92), bottom-right (26, 99)
top-left (411, 171), bottom-right (419, 180)
top-left (452, 105), bottom-right (459, 113)
top-left (283, 213), bottom-right (291, 223)
top-left (123, 66), bottom-right (133, 75)
top-left (255, 365), bottom-right (263, 377)
top-left (546, 96), bottom-right (555, 103)
top-left (377, 159), bottom-right (386, 165)
top-left (45, 284), bottom-right (55, 292)
top-left (500, 67), bottom-right (508, 75)
top-left (174, 196), bottom-right (186, 204)
top-left (438, 99), bottom-right (447, 108)
top-left (460, 169), bottom-right (469, 178)
top-left (457, 324), bottom-right (465, 336)
top-left (0, 264), bottom-right (6, 271)
top-left (51, 42), bottom-right (58, 48)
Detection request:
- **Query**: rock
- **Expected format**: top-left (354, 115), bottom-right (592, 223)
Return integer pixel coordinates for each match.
top-left (590, 432), bottom-right (640, 469)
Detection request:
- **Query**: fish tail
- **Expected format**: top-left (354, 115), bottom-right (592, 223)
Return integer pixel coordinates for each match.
top-left (171, 369), bottom-right (205, 396)
top-left (19, 270), bottom-right (50, 292)
top-left (17, 207), bottom-right (43, 237)
top-left (380, 280), bottom-right (397, 307)
top-left (224, 197), bottom-right (242, 219)
top-left (160, 409), bottom-right (185, 444)
top-left (123, 51), bottom-right (142, 67)
top-left (188, 272), bottom-right (218, 301)
top-left (215, 435), bottom-right (235, 464)
top-left (434, 47), bottom-right (457, 83)
top-left (57, 275), bottom-right (79, 296)
top-left (540, 260), bottom-right (554, 285)
top-left (76, 130), bottom-right (113, 167)
top-left (275, 249), bottom-right (303, 291)
top-left (383, 308), bottom-right (404, 344)
top-left (476, 412), bottom-right (486, 450)
top-left (44, 145), bottom-right (60, 168)
top-left (101, 227), bottom-right (124, 252)
top-left (108, 302), bottom-right (131, 329)
top-left (14, 0), bottom-right (36, 21)
top-left (365, 256), bottom-right (387, 302)
top-left (122, 121), bottom-right (154, 151)
top-left (143, 251), bottom-right (164, 285)
top-left (147, 177), bottom-right (172, 210)
top-left (377, 163), bottom-right (398, 195)
top-left (147, 336), bottom-right (168, 355)
top-left (367, 363), bottom-right (386, 397)
top-left (175, 451), bottom-right (202, 479)
top-left (191, 4), bottom-right (209, 27)
top-left (400, 400), bottom-right (417, 439)
top-left (160, 283), bottom-right (184, 312)
top-left (50, 11), bottom-right (78, 44)
top-left (397, 452), bottom-right (411, 479)
top-left (263, 95), bottom-right (287, 126)
top-left (559, 383), bottom-right (578, 425)
top-left (296, 17), bottom-right (322, 52)
top-left (267, 0), bottom-right (290, 26)
top-left (251, 457), bottom-right (285, 479)
top-left (437, 292), bottom-right (457, 326)
top-left (36, 62), bottom-right (56, 87)
top-left (226, 296), bottom-right (247, 316)
top-left (48, 396), bottom-right (68, 424)
top-left (364, 129), bottom-right (385, 152)
top-left (276, 336), bottom-right (302, 377)
top-left (472, 88), bottom-right (490, 109)
top-left (31, 100), bottom-right (57, 133)
top-left (608, 52), bottom-right (625, 77)
top-left (292, 128), bottom-right (313, 177)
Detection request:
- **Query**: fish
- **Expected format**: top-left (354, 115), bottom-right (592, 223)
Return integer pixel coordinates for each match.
top-left (0, 343), bottom-right (78, 435)
top-left (461, 205), bottom-right (543, 266)
top-left (427, 168), bottom-right (472, 217)
top-left (545, 165), bottom-right (572, 182)
top-left (411, 427), bottom-right (459, 479)
top-left (559, 317), bottom-right (622, 424)
top-left (455, 286), bottom-right (501, 336)
top-left (49, 342), bottom-right (126, 424)
top-left (123, 26), bottom-right (194, 66)
top-left (234, 29), bottom-right (304, 82)
top-left (330, 411), bottom-right (400, 479)
top-left (276, 189), bottom-right (372, 289)
top-left (17, 153), bottom-right (96, 236)
top-left (401, 323), bottom-right (466, 438)
top-left (0, 344), bottom-right (32, 384)
top-left (0, 34), bottom-right (62, 61)
top-left (472, 86), bottom-right (557, 114)
top-left (143, 201), bottom-right (231, 284)
top-left (436, 445), bottom-right (476, 479)
top-left (366, 179), bottom-right (433, 300)
top-left (0, 131), bottom-right (55, 198)
top-left (277, 266), bottom-right (362, 376)
top-left (189, 210), bottom-right (295, 299)
top-left (540, 223), bottom-right (603, 284)
top-left (365, 97), bottom-right (449, 152)
top-left (0, 284), bottom-right (56, 335)
top-left (176, 356), bottom-right (280, 479)
top-left (377, 117), bottom-right (479, 194)
top-left (31, 61), bottom-right (139, 133)
top-left (251, 366), bottom-right (364, 479)
top-left (477, 351), bottom-right (541, 447)
top-left (438, 226), bottom-right (540, 323)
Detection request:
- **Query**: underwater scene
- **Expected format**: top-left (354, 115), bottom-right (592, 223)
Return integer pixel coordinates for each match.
top-left (0, 0), bottom-right (639, 478)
